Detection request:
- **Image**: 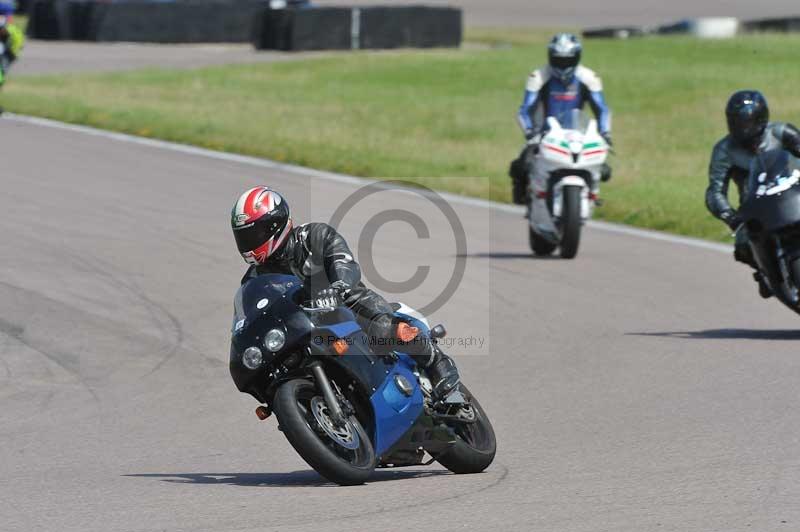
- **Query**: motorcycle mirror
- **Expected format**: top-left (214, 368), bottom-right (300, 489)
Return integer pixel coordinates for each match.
top-left (430, 324), bottom-right (447, 339)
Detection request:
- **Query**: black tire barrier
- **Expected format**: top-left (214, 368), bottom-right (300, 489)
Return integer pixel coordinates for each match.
top-left (27, 0), bottom-right (265, 42)
top-left (359, 6), bottom-right (462, 49)
top-left (582, 26), bottom-right (647, 39)
top-left (15, 0), bottom-right (30, 15)
top-left (26, 0), bottom-right (60, 39)
top-left (254, 7), bottom-right (352, 51)
top-left (253, 5), bottom-right (462, 51)
top-left (741, 17), bottom-right (800, 33)
top-left (655, 20), bottom-right (691, 35)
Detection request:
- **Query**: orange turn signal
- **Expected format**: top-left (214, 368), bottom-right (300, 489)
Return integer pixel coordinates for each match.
top-left (396, 322), bottom-right (420, 342)
top-left (332, 338), bottom-right (349, 356)
top-left (255, 406), bottom-right (271, 420)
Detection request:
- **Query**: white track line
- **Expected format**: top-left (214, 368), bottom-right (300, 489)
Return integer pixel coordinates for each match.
top-left (6, 113), bottom-right (731, 254)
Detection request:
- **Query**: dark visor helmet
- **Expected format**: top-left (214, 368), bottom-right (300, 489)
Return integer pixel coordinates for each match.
top-left (726, 90), bottom-right (769, 148)
top-left (548, 33), bottom-right (582, 85)
top-left (231, 187), bottom-right (292, 265)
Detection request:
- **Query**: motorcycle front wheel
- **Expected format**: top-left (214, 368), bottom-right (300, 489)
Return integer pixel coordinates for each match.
top-left (559, 186), bottom-right (582, 259)
top-left (273, 378), bottom-right (375, 485)
top-left (434, 385), bottom-right (497, 474)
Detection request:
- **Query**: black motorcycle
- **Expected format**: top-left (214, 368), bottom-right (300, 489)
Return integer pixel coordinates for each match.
top-left (739, 149), bottom-right (800, 311)
top-left (229, 273), bottom-right (496, 486)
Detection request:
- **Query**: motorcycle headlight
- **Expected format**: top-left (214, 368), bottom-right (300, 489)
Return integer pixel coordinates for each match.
top-left (242, 346), bottom-right (263, 370)
top-left (264, 329), bottom-right (286, 352)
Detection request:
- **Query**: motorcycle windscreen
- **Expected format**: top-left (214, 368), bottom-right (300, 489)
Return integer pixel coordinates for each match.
top-left (550, 108), bottom-right (590, 132)
top-left (232, 273), bottom-right (302, 334)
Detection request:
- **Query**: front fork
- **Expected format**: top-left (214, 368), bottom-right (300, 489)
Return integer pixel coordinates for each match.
top-left (309, 362), bottom-right (346, 425)
top-left (552, 182), bottom-right (592, 220)
top-left (774, 237), bottom-right (800, 305)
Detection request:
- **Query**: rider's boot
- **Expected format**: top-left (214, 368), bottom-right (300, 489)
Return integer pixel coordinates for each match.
top-left (754, 271), bottom-right (773, 299)
top-left (601, 163), bottom-right (612, 182)
top-left (392, 321), bottom-right (461, 400)
top-left (733, 243), bottom-right (772, 298)
top-left (426, 348), bottom-right (461, 400)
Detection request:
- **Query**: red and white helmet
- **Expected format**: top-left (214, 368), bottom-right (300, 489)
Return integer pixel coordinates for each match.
top-left (231, 187), bottom-right (292, 265)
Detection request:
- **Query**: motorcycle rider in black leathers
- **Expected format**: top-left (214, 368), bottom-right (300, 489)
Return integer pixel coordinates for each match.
top-left (231, 186), bottom-right (461, 399)
top-left (706, 90), bottom-right (800, 297)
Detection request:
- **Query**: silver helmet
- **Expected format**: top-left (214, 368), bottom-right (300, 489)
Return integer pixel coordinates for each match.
top-left (548, 33), bottom-right (582, 85)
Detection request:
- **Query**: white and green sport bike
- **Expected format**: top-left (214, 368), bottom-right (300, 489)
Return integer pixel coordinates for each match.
top-left (528, 112), bottom-right (610, 259)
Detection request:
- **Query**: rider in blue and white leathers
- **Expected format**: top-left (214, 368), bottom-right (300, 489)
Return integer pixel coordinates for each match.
top-left (517, 38), bottom-right (611, 145)
top-left (512, 34), bottom-right (612, 237)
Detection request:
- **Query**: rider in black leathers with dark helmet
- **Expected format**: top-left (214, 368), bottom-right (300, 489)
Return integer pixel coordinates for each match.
top-left (231, 186), bottom-right (461, 399)
top-left (706, 90), bottom-right (800, 297)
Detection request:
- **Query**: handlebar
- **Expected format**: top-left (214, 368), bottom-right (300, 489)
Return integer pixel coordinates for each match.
top-left (301, 305), bottom-right (337, 313)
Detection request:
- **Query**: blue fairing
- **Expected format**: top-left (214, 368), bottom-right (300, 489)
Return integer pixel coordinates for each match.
top-left (326, 310), bottom-right (432, 457)
top-left (326, 320), bottom-right (361, 338)
top-left (369, 357), bottom-right (424, 456)
top-left (365, 311), bottom-right (431, 456)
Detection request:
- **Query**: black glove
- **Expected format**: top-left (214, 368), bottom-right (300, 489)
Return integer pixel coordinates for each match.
top-left (313, 287), bottom-right (342, 309)
top-left (721, 210), bottom-right (743, 231)
top-left (314, 280), bottom-right (351, 309)
top-left (601, 132), bottom-right (613, 147)
top-left (525, 131), bottom-right (541, 155)
top-left (329, 280), bottom-right (352, 298)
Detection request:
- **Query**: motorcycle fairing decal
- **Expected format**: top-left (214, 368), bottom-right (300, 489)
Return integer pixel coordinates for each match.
top-left (583, 149), bottom-right (607, 157)
top-left (756, 170), bottom-right (800, 197)
top-left (544, 144), bottom-right (570, 156)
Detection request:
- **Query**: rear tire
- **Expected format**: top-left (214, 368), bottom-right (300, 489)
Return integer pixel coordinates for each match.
top-left (529, 227), bottom-right (557, 256)
top-left (787, 258), bottom-right (800, 305)
top-left (273, 379), bottom-right (375, 486)
top-left (559, 186), bottom-right (582, 259)
top-left (435, 385), bottom-right (497, 474)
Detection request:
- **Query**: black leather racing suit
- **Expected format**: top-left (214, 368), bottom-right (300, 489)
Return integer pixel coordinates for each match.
top-left (241, 223), bottom-right (443, 370)
top-left (706, 122), bottom-right (800, 262)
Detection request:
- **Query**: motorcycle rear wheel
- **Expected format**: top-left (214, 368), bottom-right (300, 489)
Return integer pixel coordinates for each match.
top-left (529, 227), bottom-right (557, 256)
top-left (273, 378), bottom-right (375, 486)
top-left (435, 385), bottom-right (497, 474)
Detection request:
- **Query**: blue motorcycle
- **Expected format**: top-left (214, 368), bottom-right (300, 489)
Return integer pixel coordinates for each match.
top-left (229, 274), bottom-right (496, 485)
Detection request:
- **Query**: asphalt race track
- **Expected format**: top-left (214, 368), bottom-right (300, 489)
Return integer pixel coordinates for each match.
top-left (6, 3), bottom-right (800, 531)
top-left (314, 0), bottom-right (800, 28)
top-left (3, 115), bottom-right (800, 532)
top-left (14, 42), bottom-right (328, 76)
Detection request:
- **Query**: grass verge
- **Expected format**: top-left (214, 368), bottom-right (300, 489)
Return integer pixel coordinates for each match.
top-left (4, 29), bottom-right (800, 241)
